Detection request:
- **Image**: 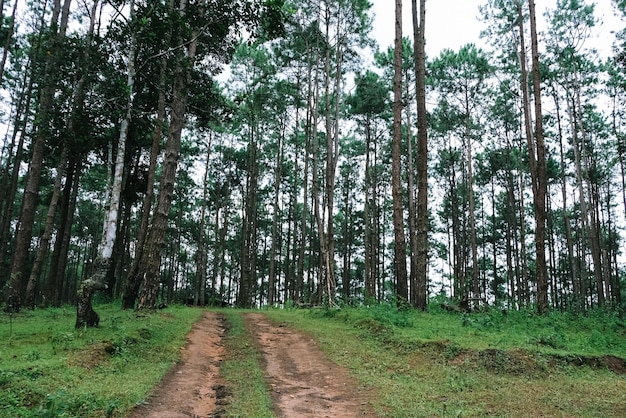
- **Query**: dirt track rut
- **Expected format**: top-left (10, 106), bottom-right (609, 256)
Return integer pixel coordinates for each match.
top-left (245, 313), bottom-right (374, 417)
top-left (129, 311), bottom-right (227, 418)
top-left (128, 311), bottom-right (374, 417)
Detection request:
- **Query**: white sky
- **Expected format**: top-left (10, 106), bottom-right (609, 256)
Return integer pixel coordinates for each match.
top-left (370, 0), bottom-right (624, 59)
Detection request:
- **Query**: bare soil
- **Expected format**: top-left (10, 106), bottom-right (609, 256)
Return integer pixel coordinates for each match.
top-left (245, 313), bottom-right (375, 417)
top-left (128, 311), bottom-right (227, 418)
top-left (128, 311), bottom-right (375, 418)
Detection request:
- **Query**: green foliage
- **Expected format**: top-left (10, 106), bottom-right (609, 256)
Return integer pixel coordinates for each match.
top-left (347, 70), bottom-right (388, 117)
top-left (307, 304), bottom-right (413, 338)
top-left (530, 332), bottom-right (567, 350)
top-left (443, 342), bottom-right (464, 361)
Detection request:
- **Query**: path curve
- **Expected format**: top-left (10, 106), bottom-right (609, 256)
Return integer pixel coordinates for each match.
top-left (245, 313), bottom-right (375, 417)
top-left (129, 311), bottom-right (226, 418)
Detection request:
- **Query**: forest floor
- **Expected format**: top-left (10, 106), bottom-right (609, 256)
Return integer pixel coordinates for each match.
top-left (128, 311), bottom-right (374, 418)
top-left (3, 305), bottom-right (626, 416)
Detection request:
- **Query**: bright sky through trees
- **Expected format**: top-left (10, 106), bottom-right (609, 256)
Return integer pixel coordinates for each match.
top-left (371, 0), bottom-right (622, 58)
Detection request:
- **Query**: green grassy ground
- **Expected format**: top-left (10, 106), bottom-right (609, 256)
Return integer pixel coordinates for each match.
top-left (264, 305), bottom-right (626, 417)
top-left (1, 303), bottom-right (626, 417)
top-left (0, 304), bottom-right (202, 417)
top-left (219, 310), bottom-right (274, 417)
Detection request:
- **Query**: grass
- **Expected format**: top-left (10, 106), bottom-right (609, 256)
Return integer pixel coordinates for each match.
top-left (219, 309), bottom-right (274, 417)
top-left (0, 304), bottom-right (202, 417)
top-left (264, 305), bottom-right (626, 417)
top-left (3, 303), bottom-right (626, 417)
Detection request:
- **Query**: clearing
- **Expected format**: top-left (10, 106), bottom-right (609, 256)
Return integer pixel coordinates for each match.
top-left (129, 311), bottom-right (374, 417)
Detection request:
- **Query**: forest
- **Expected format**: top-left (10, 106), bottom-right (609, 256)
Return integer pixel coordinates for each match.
top-left (1, 0), bottom-right (626, 322)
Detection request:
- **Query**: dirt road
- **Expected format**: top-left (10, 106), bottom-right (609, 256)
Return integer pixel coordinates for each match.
top-left (128, 311), bottom-right (374, 417)
top-left (245, 313), bottom-right (374, 417)
top-left (129, 311), bottom-right (227, 418)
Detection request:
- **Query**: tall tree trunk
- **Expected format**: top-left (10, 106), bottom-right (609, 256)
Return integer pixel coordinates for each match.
top-left (517, 164), bottom-right (531, 307)
top-left (27, 0), bottom-right (99, 309)
top-left (296, 74), bottom-right (312, 304)
top-left (364, 116), bottom-right (376, 302)
top-left (309, 11), bottom-right (322, 304)
top-left (286, 71), bottom-right (303, 304)
top-left (611, 85), bottom-right (625, 308)
top-left (465, 112), bottom-right (480, 306)
top-left (238, 117), bottom-right (260, 308)
top-left (76, 0), bottom-right (134, 327)
top-left (567, 89), bottom-right (605, 307)
top-left (515, 1), bottom-right (535, 307)
top-left (5, 0), bottom-right (71, 311)
top-left (574, 86), bottom-right (605, 306)
top-left (553, 89), bottom-right (580, 309)
top-left (449, 148), bottom-right (463, 301)
top-left (137, 9), bottom-right (196, 309)
top-left (0, 60), bottom-right (35, 282)
top-left (46, 158), bottom-right (80, 305)
top-left (112, 193), bottom-right (132, 298)
top-left (195, 137), bottom-right (211, 307)
top-left (504, 143), bottom-right (517, 308)
top-left (405, 68), bottom-right (418, 308)
top-left (268, 120), bottom-right (285, 306)
top-left (412, 0), bottom-right (428, 310)
top-left (392, 0), bottom-right (408, 304)
top-left (314, 2), bottom-right (341, 306)
top-left (122, 0), bottom-right (172, 310)
top-left (24, 147), bottom-right (68, 308)
top-left (342, 179), bottom-right (352, 303)
top-left (528, 0), bottom-right (549, 313)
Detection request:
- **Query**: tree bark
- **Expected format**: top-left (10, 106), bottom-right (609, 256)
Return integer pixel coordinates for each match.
top-left (528, 0), bottom-right (549, 313)
top-left (553, 89), bottom-right (580, 309)
top-left (195, 137), bottom-right (212, 307)
top-left (46, 158), bottom-right (80, 305)
top-left (296, 43), bottom-right (314, 304)
top-left (0, 60), bottom-right (34, 284)
top-left (405, 66), bottom-right (419, 308)
top-left (76, 0), bottom-right (133, 326)
top-left (268, 121), bottom-right (285, 306)
top-left (24, 147), bottom-right (68, 308)
top-left (122, 0), bottom-right (173, 310)
top-left (5, 0), bottom-right (72, 310)
top-left (27, 0), bottom-right (99, 308)
top-left (364, 116), bottom-right (376, 302)
top-left (137, 7), bottom-right (196, 309)
top-left (238, 115), bottom-right (260, 308)
top-left (567, 89), bottom-right (605, 307)
top-left (76, 258), bottom-right (108, 328)
top-left (412, 0), bottom-right (429, 310)
top-left (466, 112), bottom-right (480, 305)
top-left (392, 0), bottom-right (408, 304)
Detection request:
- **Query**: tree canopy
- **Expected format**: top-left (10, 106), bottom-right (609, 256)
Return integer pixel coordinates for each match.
top-left (0, 0), bottom-right (625, 316)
